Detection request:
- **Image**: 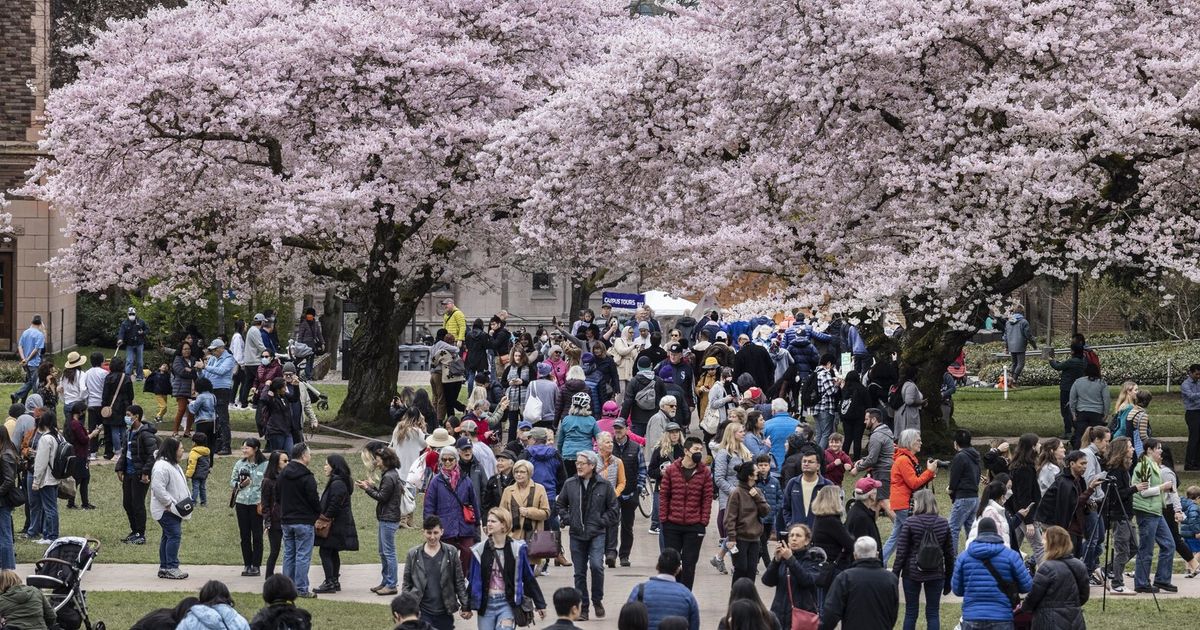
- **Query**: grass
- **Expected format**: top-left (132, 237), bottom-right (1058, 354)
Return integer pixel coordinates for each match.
top-left (950, 385), bottom-right (1187, 438)
top-left (924, 600), bottom-right (1193, 629)
top-left (12, 453), bottom-right (425, 566)
top-left (86, 590), bottom-right (387, 629)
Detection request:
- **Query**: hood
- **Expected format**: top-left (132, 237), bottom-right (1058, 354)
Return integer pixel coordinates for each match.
top-left (872, 424), bottom-right (894, 441)
top-left (1010, 313), bottom-right (1025, 322)
top-left (967, 533), bottom-right (1009, 560)
top-left (135, 422), bottom-right (159, 436)
top-left (791, 337), bottom-right (812, 348)
top-left (0, 585), bottom-right (37, 605)
top-left (959, 447), bottom-right (980, 465)
top-left (184, 604), bottom-right (242, 630)
top-left (24, 394), bottom-right (43, 413)
top-left (525, 444), bottom-right (558, 462)
top-left (281, 461), bottom-right (313, 482)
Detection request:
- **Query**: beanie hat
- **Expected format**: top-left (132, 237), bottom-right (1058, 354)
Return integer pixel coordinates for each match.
top-left (601, 401), bottom-right (620, 417)
top-left (977, 517), bottom-right (998, 535)
top-left (636, 356), bottom-right (652, 370)
top-left (537, 362), bottom-right (552, 377)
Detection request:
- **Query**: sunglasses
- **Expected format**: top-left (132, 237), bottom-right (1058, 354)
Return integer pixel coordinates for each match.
top-left (440, 457), bottom-right (457, 462)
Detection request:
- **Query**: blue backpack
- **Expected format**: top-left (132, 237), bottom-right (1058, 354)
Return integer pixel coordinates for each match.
top-left (1109, 404), bottom-right (1134, 438)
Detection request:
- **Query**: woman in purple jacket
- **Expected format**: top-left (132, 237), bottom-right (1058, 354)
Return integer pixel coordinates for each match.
top-left (424, 446), bottom-right (480, 578)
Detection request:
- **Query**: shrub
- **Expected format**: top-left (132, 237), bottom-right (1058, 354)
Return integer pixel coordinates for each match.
top-left (977, 341), bottom-right (1200, 386)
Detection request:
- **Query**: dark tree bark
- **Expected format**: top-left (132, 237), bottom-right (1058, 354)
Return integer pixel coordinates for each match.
top-left (568, 269), bottom-right (630, 323)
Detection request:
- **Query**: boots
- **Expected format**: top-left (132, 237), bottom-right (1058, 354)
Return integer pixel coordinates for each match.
top-left (313, 579), bottom-right (340, 594)
top-left (554, 554), bottom-right (572, 567)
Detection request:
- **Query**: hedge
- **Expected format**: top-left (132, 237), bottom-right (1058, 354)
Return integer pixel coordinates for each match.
top-left (976, 341), bottom-right (1200, 386)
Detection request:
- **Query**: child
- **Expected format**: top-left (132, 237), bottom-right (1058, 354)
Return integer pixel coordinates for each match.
top-left (823, 433), bottom-right (853, 486)
top-left (144, 364), bottom-right (173, 423)
top-left (186, 432), bottom-right (211, 506)
top-left (1182, 486), bottom-right (1200, 559)
top-left (755, 453), bottom-right (782, 569)
top-left (188, 378), bottom-right (217, 448)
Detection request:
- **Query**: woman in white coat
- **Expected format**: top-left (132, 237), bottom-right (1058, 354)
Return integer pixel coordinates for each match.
top-left (151, 437), bottom-right (193, 580)
top-left (611, 326), bottom-right (637, 393)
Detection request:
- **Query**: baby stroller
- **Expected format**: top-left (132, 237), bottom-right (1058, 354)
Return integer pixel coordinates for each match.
top-left (26, 537), bottom-right (103, 630)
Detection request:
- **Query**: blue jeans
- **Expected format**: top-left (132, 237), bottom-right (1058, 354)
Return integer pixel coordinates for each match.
top-left (902, 577), bottom-right (943, 630)
top-left (1083, 510), bottom-right (1104, 571)
top-left (283, 523), bottom-right (315, 593)
top-left (125, 344), bottom-right (145, 379)
top-left (650, 492), bottom-right (660, 531)
top-left (569, 534), bottom-right (606, 609)
top-left (949, 498), bottom-right (978, 552)
top-left (303, 355), bottom-right (315, 381)
top-left (27, 485), bottom-right (58, 541)
top-left (883, 509), bottom-right (910, 565)
top-left (1135, 513), bottom-right (1175, 588)
top-left (191, 478), bottom-right (207, 505)
top-left (158, 512), bottom-right (182, 569)
top-left (0, 506), bottom-right (14, 569)
top-left (477, 593), bottom-right (514, 630)
top-left (13, 364), bottom-right (38, 403)
top-left (960, 622), bottom-right (1012, 630)
top-left (378, 520), bottom-right (400, 588)
top-left (25, 474), bottom-right (40, 539)
top-left (815, 411), bottom-right (835, 449)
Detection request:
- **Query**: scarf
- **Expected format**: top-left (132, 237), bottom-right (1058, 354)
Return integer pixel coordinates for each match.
top-left (442, 467), bottom-right (461, 489)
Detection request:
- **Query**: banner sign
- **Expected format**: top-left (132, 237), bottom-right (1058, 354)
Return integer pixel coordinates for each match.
top-left (602, 292), bottom-right (645, 309)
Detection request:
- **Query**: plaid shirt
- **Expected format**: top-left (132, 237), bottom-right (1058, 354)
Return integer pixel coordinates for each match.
top-left (813, 366), bottom-right (839, 415)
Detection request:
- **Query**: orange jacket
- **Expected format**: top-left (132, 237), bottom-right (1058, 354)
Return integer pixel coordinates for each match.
top-left (890, 447), bottom-right (935, 512)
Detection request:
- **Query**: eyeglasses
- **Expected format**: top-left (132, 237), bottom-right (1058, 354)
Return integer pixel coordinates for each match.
top-left (440, 457), bottom-right (457, 462)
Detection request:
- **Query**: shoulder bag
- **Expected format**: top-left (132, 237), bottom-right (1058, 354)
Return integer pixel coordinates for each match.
top-left (522, 489), bottom-right (557, 559)
top-left (787, 566), bottom-right (820, 630)
top-left (316, 483), bottom-right (346, 538)
top-left (100, 373), bottom-right (127, 418)
top-left (440, 475), bottom-right (477, 525)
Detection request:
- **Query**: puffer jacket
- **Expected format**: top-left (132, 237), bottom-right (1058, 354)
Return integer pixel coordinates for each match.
top-left (0, 584), bottom-right (55, 630)
top-left (556, 474), bottom-right (618, 540)
top-left (787, 337), bottom-right (820, 383)
top-left (556, 414), bottom-right (599, 460)
top-left (177, 603), bottom-right (251, 630)
top-left (171, 354), bottom-right (197, 398)
top-left (1180, 497), bottom-right (1200, 539)
top-left (523, 444), bottom-right (565, 501)
top-left (951, 532), bottom-right (1032, 622)
top-left (659, 460), bottom-right (713, 527)
top-left (890, 447), bottom-right (935, 512)
top-left (423, 471), bottom-right (479, 540)
top-left (1019, 556), bottom-right (1089, 630)
top-left (116, 423), bottom-right (159, 478)
top-left (363, 467), bottom-right (408, 523)
top-left (249, 602), bottom-right (312, 630)
top-left (893, 513), bottom-right (955, 583)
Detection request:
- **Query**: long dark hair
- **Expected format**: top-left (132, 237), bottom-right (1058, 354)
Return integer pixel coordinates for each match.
top-left (243, 438), bottom-right (266, 465)
top-left (325, 454), bottom-right (353, 495)
top-left (37, 412), bottom-right (59, 438)
top-left (725, 600), bottom-right (769, 630)
top-left (265, 451), bottom-right (286, 482)
top-left (618, 602), bottom-right (649, 630)
top-left (978, 480), bottom-right (1007, 517)
top-left (160, 437), bottom-right (182, 464)
top-left (197, 580), bottom-right (234, 607)
top-left (725, 577), bottom-right (773, 630)
top-left (1010, 433), bottom-right (1039, 471)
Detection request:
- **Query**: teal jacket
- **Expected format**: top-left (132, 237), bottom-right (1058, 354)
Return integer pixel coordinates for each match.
top-left (230, 459), bottom-right (269, 506)
top-left (556, 415), bottom-right (599, 460)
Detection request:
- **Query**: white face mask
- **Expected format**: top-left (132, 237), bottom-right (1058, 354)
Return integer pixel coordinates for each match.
top-left (128, 315), bottom-right (136, 321)
top-left (260, 358), bottom-right (271, 366)
top-left (1003, 489), bottom-right (1013, 502)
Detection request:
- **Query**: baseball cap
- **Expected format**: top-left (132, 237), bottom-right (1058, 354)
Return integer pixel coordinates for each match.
top-left (440, 298), bottom-right (454, 306)
top-left (207, 339), bottom-right (225, 350)
top-left (455, 437), bottom-right (473, 450)
top-left (253, 313), bottom-right (266, 323)
top-left (517, 420), bottom-right (533, 431)
top-left (665, 422), bottom-right (682, 432)
top-left (716, 331), bottom-right (728, 341)
top-left (612, 419), bottom-right (627, 429)
top-left (667, 342), bottom-right (683, 354)
top-left (854, 477), bottom-right (882, 494)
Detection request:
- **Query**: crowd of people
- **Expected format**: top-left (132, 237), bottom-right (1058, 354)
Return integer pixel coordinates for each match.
top-left (2, 302), bottom-right (1199, 629)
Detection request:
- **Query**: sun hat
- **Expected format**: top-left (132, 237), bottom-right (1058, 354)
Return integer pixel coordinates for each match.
top-left (702, 356), bottom-right (719, 369)
top-left (426, 428), bottom-right (455, 449)
top-left (64, 351), bottom-right (87, 369)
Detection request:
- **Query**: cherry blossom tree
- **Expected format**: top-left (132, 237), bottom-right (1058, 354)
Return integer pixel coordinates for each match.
top-left (23, 0), bottom-right (620, 428)
top-left (499, 0), bottom-right (1200, 447)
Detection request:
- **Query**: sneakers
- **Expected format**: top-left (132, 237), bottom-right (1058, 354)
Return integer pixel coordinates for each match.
top-left (710, 556), bottom-right (728, 575)
top-left (594, 602), bottom-right (605, 619)
top-left (158, 568), bottom-right (188, 580)
top-left (1110, 582), bottom-right (1125, 593)
top-left (376, 587), bottom-right (398, 596)
top-left (620, 557), bottom-right (631, 567)
top-left (129, 535), bottom-right (147, 545)
top-left (35, 539), bottom-right (53, 545)
top-left (297, 591), bottom-right (317, 599)
top-left (605, 552), bottom-right (616, 568)
top-left (577, 611), bottom-right (589, 622)
top-left (1154, 582), bottom-right (1178, 593)
top-left (648, 526), bottom-right (660, 535)
top-left (120, 532), bottom-right (137, 543)
top-left (1088, 572), bottom-right (1103, 586)
top-left (241, 566), bottom-right (254, 577)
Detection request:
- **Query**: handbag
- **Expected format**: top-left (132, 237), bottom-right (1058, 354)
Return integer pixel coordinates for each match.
top-left (7, 482), bottom-right (26, 508)
top-left (100, 373), bottom-right (127, 419)
top-left (786, 567), bottom-right (820, 630)
top-left (315, 514), bottom-right (332, 538)
top-left (57, 478), bottom-right (77, 502)
top-left (512, 596), bottom-right (536, 627)
top-left (440, 476), bottom-right (477, 525)
top-left (398, 476), bottom-right (417, 517)
top-left (174, 496), bottom-right (196, 518)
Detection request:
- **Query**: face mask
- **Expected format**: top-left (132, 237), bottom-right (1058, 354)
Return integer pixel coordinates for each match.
top-left (1003, 489), bottom-right (1013, 501)
top-left (690, 452), bottom-right (702, 464)
top-left (540, 336), bottom-right (548, 343)
top-left (124, 416), bottom-right (133, 429)
top-left (260, 358), bottom-right (271, 366)
top-left (128, 315), bottom-right (136, 321)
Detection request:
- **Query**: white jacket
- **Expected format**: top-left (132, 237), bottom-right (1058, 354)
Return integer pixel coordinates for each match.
top-left (84, 367), bottom-right (108, 408)
top-left (31, 432), bottom-right (60, 489)
top-left (61, 374), bottom-right (89, 406)
top-left (150, 459), bottom-right (193, 521)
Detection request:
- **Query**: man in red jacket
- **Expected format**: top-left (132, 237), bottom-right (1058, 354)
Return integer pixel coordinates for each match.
top-left (659, 436), bottom-right (713, 588)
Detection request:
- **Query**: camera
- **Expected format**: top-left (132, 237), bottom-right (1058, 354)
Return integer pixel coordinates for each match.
top-left (935, 460), bottom-right (951, 470)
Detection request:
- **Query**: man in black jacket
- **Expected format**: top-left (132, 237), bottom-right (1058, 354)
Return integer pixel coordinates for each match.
top-left (556, 450), bottom-right (619, 621)
top-left (543, 587), bottom-right (585, 630)
top-left (1035, 450), bottom-right (1101, 555)
top-left (820, 537), bottom-right (898, 630)
top-left (948, 429), bottom-right (982, 551)
top-left (732, 334), bottom-right (774, 391)
top-left (611, 421), bottom-right (645, 567)
top-left (115, 404), bottom-right (158, 545)
top-left (279, 443), bottom-right (322, 597)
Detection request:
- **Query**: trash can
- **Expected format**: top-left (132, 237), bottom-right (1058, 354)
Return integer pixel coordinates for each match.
top-left (398, 345), bottom-right (431, 372)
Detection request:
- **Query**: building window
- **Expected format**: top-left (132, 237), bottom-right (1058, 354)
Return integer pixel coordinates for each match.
top-left (532, 273), bottom-right (555, 293)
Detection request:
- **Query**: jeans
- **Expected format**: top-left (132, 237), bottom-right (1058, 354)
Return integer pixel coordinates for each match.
top-left (1110, 519), bottom-right (1134, 587)
top-left (960, 622), bottom-right (1012, 630)
top-left (478, 594), bottom-right (514, 630)
top-left (267, 435), bottom-right (290, 453)
top-left (949, 498), bottom-right (978, 552)
top-left (123, 475), bottom-right (149, 536)
top-left (303, 355), bottom-right (315, 381)
top-left (902, 577), bottom-right (943, 630)
top-left (1009, 352), bottom-right (1026, 382)
top-left (0, 506), bottom-right (14, 569)
top-left (661, 525), bottom-right (704, 589)
top-left (158, 512), bottom-right (182, 569)
top-left (650, 492), bottom-right (660, 531)
top-left (214, 388), bottom-right (232, 453)
top-left (1135, 513), bottom-right (1175, 588)
top-left (191, 478), bottom-right (207, 505)
top-left (125, 344), bottom-right (145, 379)
top-left (815, 411), bottom-right (835, 449)
top-left (283, 523), bottom-right (315, 593)
top-left (106, 427), bottom-right (127, 462)
top-left (1185, 409), bottom-right (1200, 469)
top-left (32, 485), bottom-right (58, 540)
top-left (1083, 511), bottom-right (1104, 571)
top-left (235, 503), bottom-right (263, 568)
top-left (378, 520), bottom-right (400, 588)
top-left (568, 534), bottom-right (606, 609)
top-left (883, 509), bottom-right (910, 564)
top-left (25, 474), bottom-right (40, 539)
top-left (617, 497), bottom-right (638, 559)
top-left (13, 364), bottom-right (38, 403)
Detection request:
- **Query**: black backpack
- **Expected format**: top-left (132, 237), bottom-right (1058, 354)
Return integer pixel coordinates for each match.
top-left (915, 526), bottom-right (944, 572)
top-left (800, 372), bottom-right (820, 409)
top-left (887, 384), bottom-right (905, 411)
top-left (50, 436), bottom-right (77, 480)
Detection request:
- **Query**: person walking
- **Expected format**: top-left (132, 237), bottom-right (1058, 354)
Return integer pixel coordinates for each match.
top-left (403, 516), bottom-right (472, 630)
top-left (1183, 364), bottom-right (1200, 471)
top-left (0, 427), bottom-right (20, 570)
top-left (557, 393), bottom-right (600, 478)
top-left (278, 443), bottom-right (321, 598)
top-left (1017, 526), bottom-right (1089, 630)
top-left (1049, 343), bottom-right (1088, 442)
top-left (258, 450), bottom-right (289, 578)
top-left (892, 489), bottom-right (954, 630)
top-left (500, 459), bottom-right (550, 541)
top-left (724, 462), bottom-right (770, 584)
top-left (951, 517), bottom-right (1032, 630)
top-left (627, 549), bottom-right (701, 630)
top-left (313, 454), bottom-right (358, 594)
top-left (819, 537), bottom-right (898, 630)
top-left (948, 429), bottom-right (981, 551)
top-left (1002, 305), bottom-right (1034, 385)
top-left (713, 422), bottom-right (755, 574)
top-left (782, 451), bottom-right (831, 531)
top-left (150, 437), bottom-right (192, 580)
top-left (424, 447), bottom-right (480, 579)
top-left (659, 437), bottom-right (712, 588)
top-left (883, 429), bottom-right (938, 564)
top-left (852, 409), bottom-right (895, 506)
top-left (1103, 437), bottom-right (1138, 592)
top-left (1007, 433), bottom-right (1042, 558)
top-left (556, 450), bottom-right (619, 621)
top-left (1132, 439), bottom-right (1178, 594)
top-left (846, 477), bottom-right (884, 552)
top-left (358, 446), bottom-right (408, 596)
top-left (467, 509), bottom-right (548, 630)
top-left (231, 438), bottom-right (268, 577)
top-left (63, 401), bottom-right (99, 510)
top-left (115, 405), bottom-right (157, 546)
top-left (610, 419), bottom-right (645, 565)
top-left (810, 355), bottom-right (841, 449)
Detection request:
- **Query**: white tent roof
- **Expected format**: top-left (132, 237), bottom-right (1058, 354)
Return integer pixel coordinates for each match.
top-left (643, 290), bottom-right (698, 317)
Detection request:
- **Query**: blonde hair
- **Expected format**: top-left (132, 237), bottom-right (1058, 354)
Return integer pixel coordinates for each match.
top-left (1187, 485), bottom-right (1200, 500)
top-left (810, 485), bottom-right (844, 517)
top-left (512, 460), bottom-right (534, 477)
top-left (596, 432), bottom-right (613, 447)
top-left (1114, 380), bottom-right (1139, 411)
top-left (719, 422), bottom-right (752, 461)
top-left (487, 508), bottom-right (513, 533)
top-left (467, 385), bottom-right (490, 410)
top-left (727, 407), bottom-right (747, 426)
top-left (657, 427), bottom-right (680, 457)
top-left (0, 570), bottom-right (20, 593)
top-left (1043, 526), bottom-right (1073, 561)
top-left (567, 365), bottom-right (586, 381)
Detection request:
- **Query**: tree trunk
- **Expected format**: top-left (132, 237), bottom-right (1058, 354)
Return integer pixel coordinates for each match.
top-left (568, 269), bottom-right (631, 322)
top-left (320, 290), bottom-right (342, 379)
top-left (892, 315), bottom-right (975, 456)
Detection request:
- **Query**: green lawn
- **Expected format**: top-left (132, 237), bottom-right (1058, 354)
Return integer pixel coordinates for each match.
top-left (950, 384), bottom-right (1187, 438)
top-left (12, 454), bottom-right (424, 566)
top-left (87, 590), bottom-right (387, 629)
top-left (923, 599), bottom-right (1193, 629)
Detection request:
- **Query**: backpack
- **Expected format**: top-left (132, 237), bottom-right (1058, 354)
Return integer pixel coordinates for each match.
top-left (800, 372), bottom-right (820, 409)
top-left (634, 377), bottom-right (659, 411)
top-left (50, 435), bottom-right (76, 480)
top-left (1083, 349), bottom-right (1101, 371)
top-left (887, 384), bottom-right (905, 411)
top-left (1109, 404), bottom-right (1133, 438)
top-left (915, 526), bottom-right (944, 572)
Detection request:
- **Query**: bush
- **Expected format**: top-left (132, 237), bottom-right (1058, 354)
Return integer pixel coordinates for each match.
top-left (0, 363), bottom-right (25, 383)
top-left (977, 341), bottom-right (1200, 386)
top-left (76, 292), bottom-right (131, 347)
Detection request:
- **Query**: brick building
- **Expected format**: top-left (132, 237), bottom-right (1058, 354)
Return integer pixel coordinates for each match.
top-left (0, 0), bottom-right (77, 353)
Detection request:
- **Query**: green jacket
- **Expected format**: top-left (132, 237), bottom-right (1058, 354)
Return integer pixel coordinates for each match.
top-left (1132, 458), bottom-right (1164, 515)
top-left (0, 584), bottom-right (55, 630)
top-left (230, 459), bottom-right (268, 506)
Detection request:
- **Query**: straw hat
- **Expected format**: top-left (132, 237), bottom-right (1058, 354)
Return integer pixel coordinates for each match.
top-left (64, 351), bottom-right (87, 369)
top-left (425, 428), bottom-right (455, 449)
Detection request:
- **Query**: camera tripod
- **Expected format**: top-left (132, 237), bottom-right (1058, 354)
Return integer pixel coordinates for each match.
top-left (1098, 476), bottom-right (1160, 612)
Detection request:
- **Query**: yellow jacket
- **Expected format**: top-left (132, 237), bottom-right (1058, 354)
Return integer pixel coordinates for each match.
top-left (443, 308), bottom-right (466, 343)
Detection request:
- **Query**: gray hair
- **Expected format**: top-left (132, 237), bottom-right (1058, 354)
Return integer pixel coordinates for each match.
top-left (439, 446), bottom-right (459, 460)
top-left (659, 395), bottom-right (677, 411)
top-left (596, 431), bottom-right (613, 445)
top-left (771, 398), bottom-right (788, 414)
top-left (575, 450), bottom-right (600, 468)
top-left (897, 428), bottom-right (922, 451)
top-left (911, 489), bottom-right (938, 515)
top-left (853, 536), bottom-right (879, 560)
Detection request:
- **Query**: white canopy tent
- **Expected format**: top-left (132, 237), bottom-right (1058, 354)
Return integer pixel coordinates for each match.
top-left (643, 290), bottom-right (698, 317)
